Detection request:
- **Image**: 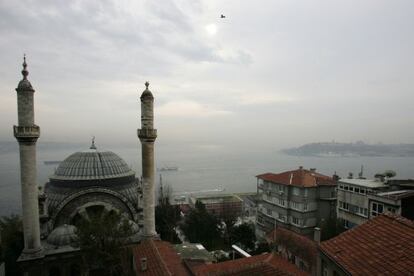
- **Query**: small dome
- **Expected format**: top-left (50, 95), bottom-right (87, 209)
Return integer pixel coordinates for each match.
top-left (47, 224), bottom-right (78, 247)
top-left (140, 81), bottom-right (154, 101)
top-left (17, 79), bottom-right (34, 90)
top-left (51, 150), bottom-right (135, 181)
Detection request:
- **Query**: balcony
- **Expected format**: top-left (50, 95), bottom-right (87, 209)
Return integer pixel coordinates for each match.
top-left (13, 125), bottom-right (40, 142)
top-left (137, 128), bottom-right (157, 140)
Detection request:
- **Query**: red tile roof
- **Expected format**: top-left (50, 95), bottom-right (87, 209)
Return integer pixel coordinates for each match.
top-left (320, 213), bottom-right (414, 276)
top-left (266, 227), bottom-right (318, 266)
top-left (257, 168), bottom-right (335, 188)
top-left (192, 253), bottom-right (309, 276)
top-left (133, 239), bottom-right (191, 275)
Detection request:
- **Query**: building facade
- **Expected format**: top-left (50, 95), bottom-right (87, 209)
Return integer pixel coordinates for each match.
top-left (337, 177), bottom-right (414, 228)
top-left (189, 194), bottom-right (243, 219)
top-left (256, 167), bottom-right (337, 239)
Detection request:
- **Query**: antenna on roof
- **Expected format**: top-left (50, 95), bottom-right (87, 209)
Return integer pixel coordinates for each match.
top-left (358, 165), bottom-right (365, 179)
top-left (90, 136), bottom-right (97, 150)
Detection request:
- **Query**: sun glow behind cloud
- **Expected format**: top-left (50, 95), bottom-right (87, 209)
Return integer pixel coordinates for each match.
top-left (205, 23), bottom-right (217, 36)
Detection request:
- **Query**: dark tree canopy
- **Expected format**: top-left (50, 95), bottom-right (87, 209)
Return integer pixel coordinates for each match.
top-left (155, 200), bottom-right (181, 243)
top-left (181, 200), bottom-right (221, 250)
top-left (229, 223), bottom-right (256, 251)
top-left (75, 211), bottom-right (135, 276)
top-left (0, 215), bottom-right (24, 276)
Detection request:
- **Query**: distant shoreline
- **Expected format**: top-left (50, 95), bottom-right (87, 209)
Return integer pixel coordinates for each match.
top-left (282, 142), bottom-right (414, 157)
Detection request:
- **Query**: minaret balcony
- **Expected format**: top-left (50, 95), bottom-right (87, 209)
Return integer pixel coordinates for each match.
top-left (14, 125), bottom-right (40, 140)
top-left (138, 128), bottom-right (157, 140)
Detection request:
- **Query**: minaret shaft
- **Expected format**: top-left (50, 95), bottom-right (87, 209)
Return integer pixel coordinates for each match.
top-left (141, 142), bottom-right (156, 236)
top-left (18, 143), bottom-right (41, 252)
top-left (138, 82), bottom-right (157, 238)
top-left (14, 57), bottom-right (42, 254)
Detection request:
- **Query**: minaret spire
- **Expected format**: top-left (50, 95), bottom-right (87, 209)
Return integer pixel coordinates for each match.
top-left (14, 56), bottom-right (43, 257)
top-left (22, 54), bottom-right (29, 79)
top-left (138, 81), bottom-right (158, 238)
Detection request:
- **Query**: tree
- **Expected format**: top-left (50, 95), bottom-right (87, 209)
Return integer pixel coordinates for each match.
top-left (155, 182), bottom-right (181, 243)
top-left (320, 217), bottom-right (346, 241)
top-left (75, 211), bottom-right (135, 276)
top-left (229, 223), bottom-right (256, 252)
top-left (181, 200), bottom-right (221, 250)
top-left (0, 214), bottom-right (24, 276)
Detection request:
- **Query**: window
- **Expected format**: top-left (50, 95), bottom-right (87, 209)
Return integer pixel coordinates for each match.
top-left (279, 198), bottom-right (285, 206)
top-left (339, 201), bottom-right (349, 210)
top-left (339, 184), bottom-right (344, 189)
top-left (349, 186), bottom-right (354, 192)
top-left (360, 188), bottom-right (366, 194)
top-left (278, 213), bottom-right (285, 221)
top-left (387, 207), bottom-right (396, 213)
top-left (355, 187), bottom-right (360, 193)
top-left (344, 219), bottom-right (350, 228)
top-left (304, 203), bottom-right (308, 211)
top-left (267, 208), bottom-right (272, 216)
top-left (344, 185), bottom-right (349, 191)
top-left (304, 189), bottom-right (308, 197)
top-left (291, 201), bottom-right (300, 210)
top-left (292, 187), bottom-right (300, 196)
top-left (371, 202), bottom-right (384, 217)
top-left (292, 217), bottom-right (299, 225)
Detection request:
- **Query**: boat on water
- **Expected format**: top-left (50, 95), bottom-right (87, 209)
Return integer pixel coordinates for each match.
top-left (44, 161), bottom-right (61, 165)
top-left (157, 166), bottom-right (179, 172)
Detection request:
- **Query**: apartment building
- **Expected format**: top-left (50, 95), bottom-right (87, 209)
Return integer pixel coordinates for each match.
top-left (337, 178), bottom-right (414, 228)
top-left (256, 167), bottom-right (337, 239)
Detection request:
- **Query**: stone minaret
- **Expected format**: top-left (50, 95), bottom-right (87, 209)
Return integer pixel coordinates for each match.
top-left (13, 56), bottom-right (42, 255)
top-left (138, 82), bottom-right (157, 238)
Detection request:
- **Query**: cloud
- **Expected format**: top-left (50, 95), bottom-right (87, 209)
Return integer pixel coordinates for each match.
top-left (157, 100), bottom-right (232, 118)
top-left (238, 93), bottom-right (296, 105)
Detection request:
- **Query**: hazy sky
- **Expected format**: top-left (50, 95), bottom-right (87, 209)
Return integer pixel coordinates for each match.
top-left (1, 0), bottom-right (413, 150)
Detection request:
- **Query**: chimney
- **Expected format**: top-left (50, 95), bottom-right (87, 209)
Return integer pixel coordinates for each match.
top-left (310, 168), bottom-right (316, 172)
top-left (332, 172), bottom-right (340, 181)
top-left (299, 166), bottom-right (303, 170)
top-left (140, 257), bottom-right (147, 271)
top-left (314, 227), bottom-right (321, 244)
top-left (347, 172), bottom-right (353, 179)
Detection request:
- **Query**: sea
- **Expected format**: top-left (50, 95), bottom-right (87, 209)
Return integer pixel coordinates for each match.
top-left (1, 141), bottom-right (414, 217)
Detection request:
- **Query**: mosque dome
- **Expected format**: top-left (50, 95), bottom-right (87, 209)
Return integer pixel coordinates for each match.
top-left (47, 224), bottom-right (78, 247)
top-left (50, 148), bottom-right (135, 182)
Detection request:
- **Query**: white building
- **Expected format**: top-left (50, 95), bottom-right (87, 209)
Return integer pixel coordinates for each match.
top-left (337, 178), bottom-right (414, 228)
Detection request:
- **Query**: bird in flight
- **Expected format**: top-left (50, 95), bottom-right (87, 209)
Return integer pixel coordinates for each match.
top-left (220, 14), bottom-right (226, 19)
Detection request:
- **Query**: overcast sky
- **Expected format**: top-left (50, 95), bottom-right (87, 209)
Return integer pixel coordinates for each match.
top-left (1, 0), bottom-right (413, 151)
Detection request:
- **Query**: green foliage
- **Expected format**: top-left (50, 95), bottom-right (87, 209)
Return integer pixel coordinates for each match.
top-left (320, 217), bottom-right (346, 241)
top-left (75, 211), bottom-right (134, 276)
top-left (155, 200), bottom-right (181, 243)
top-left (229, 223), bottom-right (256, 251)
top-left (181, 200), bottom-right (221, 250)
top-left (383, 170), bottom-right (396, 178)
top-left (0, 214), bottom-right (24, 276)
top-left (252, 242), bottom-right (270, 255)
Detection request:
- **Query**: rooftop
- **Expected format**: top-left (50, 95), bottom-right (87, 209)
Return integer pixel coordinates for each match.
top-left (133, 239), bottom-right (191, 276)
top-left (338, 178), bottom-right (387, 188)
top-left (257, 167), bottom-right (335, 188)
top-left (376, 189), bottom-right (414, 200)
top-left (192, 253), bottom-right (309, 276)
top-left (174, 243), bottom-right (215, 263)
top-left (190, 194), bottom-right (243, 204)
top-left (320, 213), bottom-right (414, 276)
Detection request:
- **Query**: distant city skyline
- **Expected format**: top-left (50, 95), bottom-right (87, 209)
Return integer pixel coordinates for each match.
top-left (1, 0), bottom-right (413, 150)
